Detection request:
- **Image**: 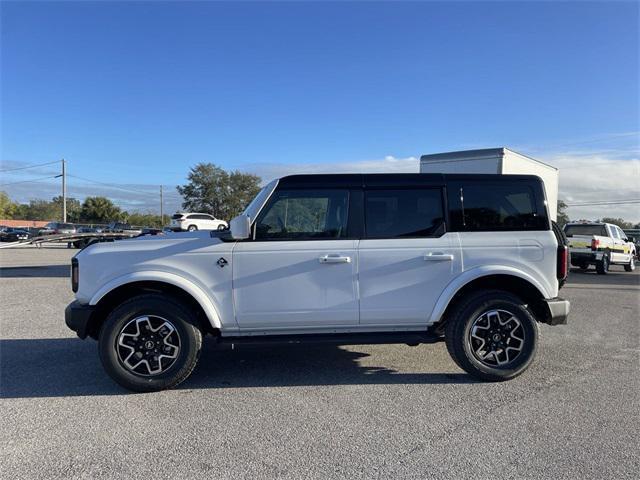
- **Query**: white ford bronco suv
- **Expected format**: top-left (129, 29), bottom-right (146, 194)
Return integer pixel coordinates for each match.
top-left (66, 174), bottom-right (570, 392)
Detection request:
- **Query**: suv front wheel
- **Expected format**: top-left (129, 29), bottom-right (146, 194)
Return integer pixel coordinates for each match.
top-left (98, 294), bottom-right (203, 392)
top-left (445, 290), bottom-right (539, 381)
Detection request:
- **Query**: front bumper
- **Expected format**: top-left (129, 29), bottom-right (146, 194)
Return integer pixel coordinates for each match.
top-left (65, 300), bottom-right (95, 339)
top-left (543, 297), bottom-right (570, 325)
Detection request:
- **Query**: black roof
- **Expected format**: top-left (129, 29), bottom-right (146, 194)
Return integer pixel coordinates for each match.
top-left (277, 173), bottom-right (543, 189)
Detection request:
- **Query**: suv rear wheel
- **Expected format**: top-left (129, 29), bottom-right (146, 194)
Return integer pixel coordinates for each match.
top-left (187, 225), bottom-right (198, 231)
top-left (98, 294), bottom-right (203, 392)
top-left (445, 290), bottom-right (539, 381)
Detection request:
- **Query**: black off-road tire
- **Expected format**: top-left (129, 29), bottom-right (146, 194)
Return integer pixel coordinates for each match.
top-left (596, 253), bottom-right (610, 275)
top-left (98, 294), bottom-right (203, 392)
top-left (445, 290), bottom-right (539, 382)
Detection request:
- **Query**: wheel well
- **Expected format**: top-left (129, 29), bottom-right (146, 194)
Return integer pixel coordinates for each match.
top-left (86, 281), bottom-right (216, 339)
top-left (434, 274), bottom-right (550, 333)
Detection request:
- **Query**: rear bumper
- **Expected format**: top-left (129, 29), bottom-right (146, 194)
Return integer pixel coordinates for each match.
top-left (543, 297), bottom-right (570, 325)
top-left (65, 300), bottom-right (95, 339)
top-left (570, 250), bottom-right (602, 264)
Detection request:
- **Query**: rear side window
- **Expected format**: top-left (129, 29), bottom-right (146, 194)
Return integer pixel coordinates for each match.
top-left (364, 188), bottom-right (444, 238)
top-left (448, 182), bottom-right (547, 231)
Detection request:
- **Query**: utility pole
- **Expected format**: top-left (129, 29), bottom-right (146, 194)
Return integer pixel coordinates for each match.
top-left (160, 185), bottom-right (164, 226)
top-left (61, 159), bottom-right (67, 222)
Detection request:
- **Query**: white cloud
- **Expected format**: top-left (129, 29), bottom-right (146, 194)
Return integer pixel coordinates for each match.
top-left (241, 155), bottom-right (420, 181)
top-left (545, 153), bottom-right (640, 223)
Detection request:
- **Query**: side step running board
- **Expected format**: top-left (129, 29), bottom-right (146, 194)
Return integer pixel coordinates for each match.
top-left (217, 331), bottom-right (443, 346)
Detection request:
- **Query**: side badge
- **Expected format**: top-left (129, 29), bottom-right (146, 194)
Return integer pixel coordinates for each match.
top-left (217, 257), bottom-right (228, 268)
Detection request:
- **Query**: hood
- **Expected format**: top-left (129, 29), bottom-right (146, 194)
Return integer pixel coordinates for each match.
top-left (74, 230), bottom-right (234, 304)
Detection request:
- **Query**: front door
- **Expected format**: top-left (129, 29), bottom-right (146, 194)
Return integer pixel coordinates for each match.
top-left (232, 188), bottom-right (358, 330)
top-left (358, 187), bottom-right (461, 326)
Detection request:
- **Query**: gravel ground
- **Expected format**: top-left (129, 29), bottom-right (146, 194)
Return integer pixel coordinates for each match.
top-left (1, 245), bottom-right (638, 479)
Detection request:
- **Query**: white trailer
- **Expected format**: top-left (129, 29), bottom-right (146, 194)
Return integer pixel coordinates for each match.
top-left (420, 147), bottom-right (559, 221)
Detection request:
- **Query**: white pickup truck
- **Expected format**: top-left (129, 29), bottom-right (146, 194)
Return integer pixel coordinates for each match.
top-left (66, 173), bottom-right (570, 392)
top-left (564, 222), bottom-right (636, 274)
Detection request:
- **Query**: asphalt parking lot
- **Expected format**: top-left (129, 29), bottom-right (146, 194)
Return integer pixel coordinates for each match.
top-left (1, 245), bottom-right (638, 479)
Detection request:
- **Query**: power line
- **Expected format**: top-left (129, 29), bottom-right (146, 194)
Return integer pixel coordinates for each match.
top-left (566, 200), bottom-right (640, 207)
top-left (67, 174), bottom-right (170, 198)
top-left (0, 175), bottom-right (60, 186)
top-left (0, 160), bottom-right (60, 173)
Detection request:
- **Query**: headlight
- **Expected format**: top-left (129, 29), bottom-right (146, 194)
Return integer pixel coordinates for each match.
top-left (71, 257), bottom-right (79, 293)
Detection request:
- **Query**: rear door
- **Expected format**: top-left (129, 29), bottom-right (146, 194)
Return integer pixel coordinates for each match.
top-left (358, 185), bottom-right (461, 326)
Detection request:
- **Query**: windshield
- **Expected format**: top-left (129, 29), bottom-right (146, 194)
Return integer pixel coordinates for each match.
top-left (171, 214), bottom-right (183, 219)
top-left (564, 224), bottom-right (607, 237)
top-left (243, 179), bottom-right (278, 220)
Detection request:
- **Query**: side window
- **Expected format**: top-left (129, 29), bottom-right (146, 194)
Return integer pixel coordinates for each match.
top-left (254, 189), bottom-right (349, 240)
top-left (611, 226), bottom-right (621, 239)
top-left (617, 227), bottom-right (626, 240)
top-left (364, 188), bottom-right (444, 238)
top-left (449, 182), bottom-right (546, 231)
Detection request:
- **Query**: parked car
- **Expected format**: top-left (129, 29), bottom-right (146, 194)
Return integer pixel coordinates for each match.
top-left (564, 222), bottom-right (636, 273)
top-left (66, 173), bottom-right (570, 392)
top-left (0, 227), bottom-right (31, 242)
top-left (77, 226), bottom-right (103, 234)
top-left (104, 222), bottom-right (141, 234)
top-left (39, 222), bottom-right (77, 235)
top-left (140, 228), bottom-right (163, 236)
top-left (170, 213), bottom-right (228, 232)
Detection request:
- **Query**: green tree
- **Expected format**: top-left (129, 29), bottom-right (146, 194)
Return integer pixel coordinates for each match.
top-left (124, 212), bottom-right (169, 228)
top-left (177, 163), bottom-right (261, 220)
top-left (21, 199), bottom-right (60, 221)
top-left (599, 217), bottom-right (633, 230)
top-left (0, 191), bottom-right (18, 219)
top-left (557, 199), bottom-right (569, 227)
top-left (81, 196), bottom-right (121, 223)
top-left (51, 196), bottom-right (82, 223)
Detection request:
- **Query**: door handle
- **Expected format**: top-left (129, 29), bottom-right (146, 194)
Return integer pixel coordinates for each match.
top-left (424, 252), bottom-right (454, 261)
top-left (319, 254), bottom-right (351, 264)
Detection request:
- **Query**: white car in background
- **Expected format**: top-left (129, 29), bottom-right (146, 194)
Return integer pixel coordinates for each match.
top-left (170, 213), bottom-right (228, 232)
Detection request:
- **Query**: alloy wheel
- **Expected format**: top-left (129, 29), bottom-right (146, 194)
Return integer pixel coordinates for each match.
top-left (116, 315), bottom-right (181, 376)
top-left (468, 309), bottom-right (525, 367)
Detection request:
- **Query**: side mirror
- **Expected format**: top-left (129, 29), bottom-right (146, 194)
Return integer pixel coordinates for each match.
top-left (229, 214), bottom-right (251, 240)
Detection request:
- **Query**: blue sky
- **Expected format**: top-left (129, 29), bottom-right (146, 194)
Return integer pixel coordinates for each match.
top-left (1, 1), bottom-right (639, 220)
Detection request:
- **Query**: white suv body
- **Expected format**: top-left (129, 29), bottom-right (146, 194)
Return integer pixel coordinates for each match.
top-left (66, 174), bottom-right (570, 392)
top-left (170, 212), bottom-right (228, 231)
